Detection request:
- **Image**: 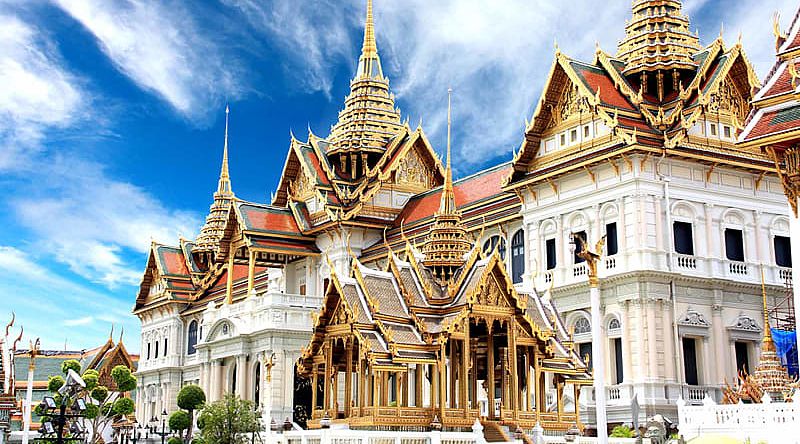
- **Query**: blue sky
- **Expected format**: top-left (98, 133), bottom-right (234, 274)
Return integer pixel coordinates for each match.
top-left (0, 0), bottom-right (797, 352)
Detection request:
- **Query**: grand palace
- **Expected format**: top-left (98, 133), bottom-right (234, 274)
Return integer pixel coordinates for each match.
top-left (131, 0), bottom-right (800, 437)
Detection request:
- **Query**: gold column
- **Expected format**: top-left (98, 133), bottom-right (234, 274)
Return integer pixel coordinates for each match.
top-left (509, 319), bottom-right (518, 419)
top-left (332, 364), bottom-right (339, 416)
top-left (462, 319), bottom-right (470, 413)
top-left (225, 249), bottom-right (235, 304)
top-left (431, 363), bottom-right (438, 409)
top-left (573, 384), bottom-right (581, 425)
top-left (395, 372), bottom-right (402, 414)
top-left (449, 339), bottom-right (456, 408)
top-left (372, 370), bottom-right (379, 409)
top-left (247, 250), bottom-right (255, 294)
top-left (439, 341), bottom-right (447, 419)
top-left (415, 364), bottom-right (423, 407)
top-left (358, 356), bottom-right (365, 416)
top-left (311, 364), bottom-right (318, 414)
top-left (344, 340), bottom-right (353, 417)
top-left (533, 346), bottom-right (542, 413)
top-left (487, 327), bottom-right (495, 420)
top-left (526, 347), bottom-right (534, 412)
top-left (556, 378), bottom-right (564, 421)
top-left (324, 340), bottom-right (333, 414)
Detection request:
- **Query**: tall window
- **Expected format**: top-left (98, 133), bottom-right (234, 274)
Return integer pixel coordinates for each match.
top-left (734, 341), bottom-right (750, 375)
top-left (579, 343), bottom-right (593, 370)
top-left (164, 338), bottom-right (168, 356)
top-left (612, 338), bottom-right (623, 384)
top-left (147, 343), bottom-right (151, 360)
top-left (682, 337), bottom-right (699, 386)
top-left (573, 231), bottom-right (587, 264)
top-left (545, 238), bottom-right (557, 270)
top-left (725, 228), bottom-right (745, 261)
top-left (482, 235), bottom-right (506, 260)
top-left (187, 321), bottom-right (198, 355)
top-left (254, 363), bottom-right (261, 403)
top-left (155, 340), bottom-right (159, 359)
top-left (606, 222), bottom-right (618, 256)
top-left (673, 222), bottom-right (694, 255)
top-left (511, 230), bottom-right (525, 284)
top-left (775, 235), bottom-right (792, 267)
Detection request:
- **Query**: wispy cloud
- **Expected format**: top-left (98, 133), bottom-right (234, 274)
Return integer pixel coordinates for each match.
top-left (54, 0), bottom-right (241, 121)
top-left (0, 13), bottom-right (84, 170)
top-left (11, 158), bottom-right (200, 287)
top-left (0, 246), bottom-right (139, 350)
top-left (233, 0), bottom-right (798, 172)
top-left (222, 0), bottom-right (357, 97)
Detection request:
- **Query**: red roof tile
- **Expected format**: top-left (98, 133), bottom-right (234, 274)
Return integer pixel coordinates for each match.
top-left (761, 63), bottom-right (794, 99)
top-left (398, 164), bottom-right (513, 225)
top-left (571, 64), bottom-right (636, 111)
top-left (239, 204), bottom-right (302, 235)
top-left (745, 105), bottom-right (800, 140)
top-left (158, 248), bottom-right (190, 276)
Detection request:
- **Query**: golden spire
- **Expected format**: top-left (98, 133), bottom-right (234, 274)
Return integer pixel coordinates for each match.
top-left (327, 0), bottom-right (403, 162)
top-left (440, 88), bottom-right (456, 214)
top-left (218, 105), bottom-right (232, 195)
top-left (421, 89), bottom-right (472, 282)
top-left (193, 106), bottom-right (236, 259)
top-left (617, 0), bottom-right (701, 76)
top-left (760, 266), bottom-right (775, 352)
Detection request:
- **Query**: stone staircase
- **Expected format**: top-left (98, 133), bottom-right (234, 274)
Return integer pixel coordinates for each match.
top-left (481, 420), bottom-right (511, 442)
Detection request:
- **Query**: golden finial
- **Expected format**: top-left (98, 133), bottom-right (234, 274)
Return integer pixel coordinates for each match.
top-left (554, 37), bottom-right (560, 55)
top-left (12, 326), bottom-right (23, 352)
top-left (109, 324), bottom-right (114, 341)
top-left (119, 327), bottom-right (124, 344)
top-left (760, 265), bottom-right (775, 351)
top-left (362, 0), bottom-right (377, 58)
top-left (4, 312), bottom-right (14, 338)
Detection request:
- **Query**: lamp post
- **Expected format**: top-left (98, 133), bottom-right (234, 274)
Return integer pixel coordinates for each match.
top-left (572, 233), bottom-right (608, 444)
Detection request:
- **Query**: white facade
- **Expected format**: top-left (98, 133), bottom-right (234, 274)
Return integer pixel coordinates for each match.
top-left (516, 153), bottom-right (792, 424)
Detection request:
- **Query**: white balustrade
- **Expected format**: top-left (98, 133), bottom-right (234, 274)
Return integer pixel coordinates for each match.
top-left (677, 396), bottom-right (800, 443)
top-left (676, 254), bottom-right (697, 270)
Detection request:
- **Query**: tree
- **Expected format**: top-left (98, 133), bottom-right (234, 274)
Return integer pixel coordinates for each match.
top-left (198, 395), bottom-right (260, 444)
top-left (176, 385), bottom-right (206, 442)
top-left (169, 410), bottom-right (191, 437)
top-left (38, 364), bottom-right (137, 444)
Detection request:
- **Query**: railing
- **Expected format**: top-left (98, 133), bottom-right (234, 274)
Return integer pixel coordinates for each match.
top-left (279, 429), bottom-right (481, 444)
top-left (573, 263), bottom-right (587, 277)
top-left (677, 396), bottom-right (800, 443)
top-left (607, 386), bottom-right (621, 401)
top-left (728, 261), bottom-right (748, 276)
top-left (779, 267), bottom-right (793, 283)
top-left (687, 386), bottom-right (708, 404)
top-left (604, 257), bottom-right (616, 270)
top-left (676, 254), bottom-right (697, 270)
top-left (544, 271), bottom-right (553, 283)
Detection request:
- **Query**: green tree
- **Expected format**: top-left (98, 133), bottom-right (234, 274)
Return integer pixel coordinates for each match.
top-left (41, 363), bottom-right (137, 444)
top-left (169, 410), bottom-right (192, 436)
top-left (610, 425), bottom-right (635, 438)
top-left (198, 395), bottom-right (260, 444)
top-left (176, 385), bottom-right (206, 442)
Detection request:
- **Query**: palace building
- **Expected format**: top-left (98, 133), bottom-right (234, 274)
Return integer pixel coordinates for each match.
top-left (133, 0), bottom-right (797, 435)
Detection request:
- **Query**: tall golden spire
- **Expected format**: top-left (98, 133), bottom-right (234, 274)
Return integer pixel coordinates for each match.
top-left (760, 266), bottom-right (775, 353)
top-left (218, 105), bottom-right (232, 195)
top-left (193, 106), bottom-right (235, 260)
top-left (750, 266), bottom-right (794, 400)
top-left (422, 89), bottom-right (472, 281)
top-left (327, 0), bottom-right (403, 175)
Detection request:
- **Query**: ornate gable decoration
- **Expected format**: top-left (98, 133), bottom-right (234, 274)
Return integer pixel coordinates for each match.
top-left (289, 169), bottom-right (315, 201)
top-left (394, 147), bottom-right (436, 190)
top-left (730, 314), bottom-right (761, 332)
top-left (707, 77), bottom-right (749, 126)
top-left (678, 309), bottom-right (710, 327)
top-left (547, 83), bottom-right (592, 129)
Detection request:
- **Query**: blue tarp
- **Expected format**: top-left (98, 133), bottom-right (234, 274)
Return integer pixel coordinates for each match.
top-left (772, 328), bottom-right (799, 378)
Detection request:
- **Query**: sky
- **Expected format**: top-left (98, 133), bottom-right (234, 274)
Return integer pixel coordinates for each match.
top-left (0, 0), bottom-right (797, 352)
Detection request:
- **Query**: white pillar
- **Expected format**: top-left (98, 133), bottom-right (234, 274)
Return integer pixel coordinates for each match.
top-left (590, 285), bottom-right (608, 443)
top-left (21, 363), bottom-right (34, 444)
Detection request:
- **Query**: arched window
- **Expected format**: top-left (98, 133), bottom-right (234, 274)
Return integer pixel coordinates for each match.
top-left (574, 317), bottom-right (591, 334)
top-left (482, 235), bottom-right (506, 260)
top-left (254, 362), bottom-right (261, 403)
top-left (608, 318), bottom-right (621, 330)
top-left (511, 230), bottom-right (525, 284)
top-left (187, 321), bottom-right (198, 355)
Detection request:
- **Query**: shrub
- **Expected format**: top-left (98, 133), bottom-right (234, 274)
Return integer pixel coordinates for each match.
top-left (47, 376), bottom-right (65, 393)
top-left (91, 386), bottom-right (109, 402)
top-left (169, 410), bottom-right (191, 432)
top-left (61, 360), bottom-right (81, 375)
top-left (168, 437), bottom-right (183, 444)
top-left (177, 385), bottom-right (206, 411)
top-left (112, 397), bottom-right (135, 416)
top-left (610, 425), bottom-right (634, 438)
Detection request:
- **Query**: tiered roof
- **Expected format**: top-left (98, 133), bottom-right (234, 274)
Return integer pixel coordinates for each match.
top-left (617, 0), bottom-right (701, 75)
top-left (505, 0), bottom-right (764, 191)
top-left (327, 0), bottom-right (404, 161)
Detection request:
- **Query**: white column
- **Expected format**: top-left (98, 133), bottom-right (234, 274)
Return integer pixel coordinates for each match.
top-left (590, 284), bottom-right (608, 444)
top-left (661, 300), bottom-right (676, 383)
top-left (236, 355), bottom-right (247, 399)
top-left (621, 301), bottom-right (633, 383)
top-left (21, 363), bottom-right (34, 444)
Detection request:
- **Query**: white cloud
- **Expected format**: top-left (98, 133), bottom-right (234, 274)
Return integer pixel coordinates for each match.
top-left (235, 0), bottom-right (800, 171)
top-left (0, 14), bottom-right (83, 170)
top-left (0, 246), bottom-right (140, 350)
top-left (53, 0), bottom-right (240, 121)
top-left (12, 157), bottom-right (200, 287)
top-left (222, 0), bottom-right (356, 97)
top-left (64, 316), bottom-right (94, 327)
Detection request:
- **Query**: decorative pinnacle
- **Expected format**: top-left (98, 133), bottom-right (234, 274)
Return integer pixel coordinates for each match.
top-left (218, 105), bottom-right (232, 195)
top-left (760, 265), bottom-right (775, 351)
top-left (440, 88), bottom-right (456, 215)
top-left (363, 0), bottom-right (376, 57)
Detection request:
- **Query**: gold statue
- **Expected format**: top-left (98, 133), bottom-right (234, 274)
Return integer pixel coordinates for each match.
top-left (265, 352), bottom-right (276, 383)
top-left (572, 233), bottom-right (606, 285)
